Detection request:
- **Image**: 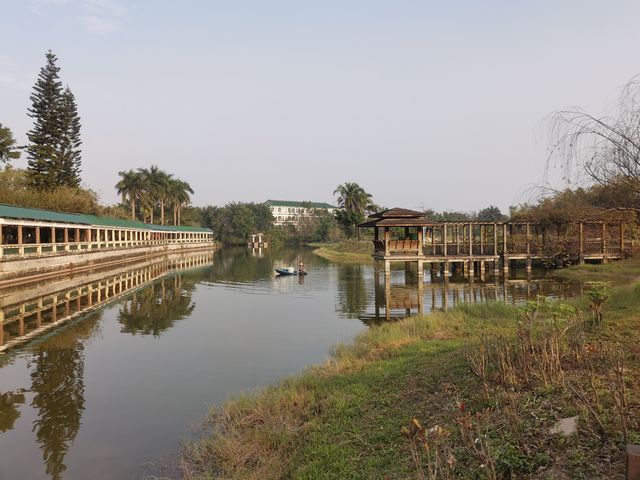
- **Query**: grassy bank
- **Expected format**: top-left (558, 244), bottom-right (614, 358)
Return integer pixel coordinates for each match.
top-left (551, 255), bottom-right (640, 284)
top-left (182, 260), bottom-right (640, 479)
top-left (310, 240), bottom-right (373, 263)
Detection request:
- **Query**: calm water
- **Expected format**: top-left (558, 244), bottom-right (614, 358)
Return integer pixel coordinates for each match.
top-left (0, 247), bottom-right (579, 479)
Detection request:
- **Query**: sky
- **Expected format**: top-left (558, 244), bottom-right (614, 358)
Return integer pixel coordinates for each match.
top-left (1, 0), bottom-right (640, 213)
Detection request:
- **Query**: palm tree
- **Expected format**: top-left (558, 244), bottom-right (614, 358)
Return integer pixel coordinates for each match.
top-left (168, 179), bottom-right (194, 225)
top-left (334, 182), bottom-right (374, 238)
top-left (138, 166), bottom-right (173, 224)
top-left (115, 170), bottom-right (144, 220)
top-left (333, 182), bottom-right (373, 216)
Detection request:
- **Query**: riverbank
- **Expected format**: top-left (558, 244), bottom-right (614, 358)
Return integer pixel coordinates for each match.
top-left (181, 258), bottom-right (640, 479)
top-left (550, 255), bottom-right (640, 284)
top-left (310, 240), bottom-right (373, 263)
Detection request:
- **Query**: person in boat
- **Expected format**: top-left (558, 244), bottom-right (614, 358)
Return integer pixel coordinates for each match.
top-left (298, 262), bottom-right (305, 274)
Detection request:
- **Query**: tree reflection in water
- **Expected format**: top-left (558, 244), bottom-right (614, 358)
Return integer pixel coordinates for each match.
top-left (0, 390), bottom-right (26, 433)
top-left (28, 313), bottom-right (100, 480)
top-left (117, 274), bottom-right (196, 336)
top-left (337, 264), bottom-right (369, 318)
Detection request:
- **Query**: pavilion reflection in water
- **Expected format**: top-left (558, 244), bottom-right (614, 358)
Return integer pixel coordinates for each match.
top-left (0, 251), bottom-right (214, 352)
top-left (358, 265), bottom-right (580, 325)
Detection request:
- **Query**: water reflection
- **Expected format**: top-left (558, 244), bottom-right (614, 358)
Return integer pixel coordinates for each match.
top-left (118, 275), bottom-right (196, 336)
top-left (339, 264), bottom-right (581, 325)
top-left (0, 390), bottom-right (25, 432)
top-left (0, 252), bottom-right (214, 479)
top-left (0, 252), bottom-right (214, 352)
top-left (29, 316), bottom-right (98, 480)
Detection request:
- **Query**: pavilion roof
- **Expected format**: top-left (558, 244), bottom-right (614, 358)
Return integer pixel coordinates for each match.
top-left (369, 208), bottom-right (426, 219)
top-left (359, 207), bottom-right (436, 227)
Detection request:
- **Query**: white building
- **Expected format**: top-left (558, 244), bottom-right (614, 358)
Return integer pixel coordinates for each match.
top-left (265, 200), bottom-right (338, 227)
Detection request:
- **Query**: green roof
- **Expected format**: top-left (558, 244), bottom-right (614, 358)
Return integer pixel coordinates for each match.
top-left (265, 200), bottom-right (337, 209)
top-left (0, 204), bottom-right (212, 233)
top-left (0, 203), bottom-right (87, 225)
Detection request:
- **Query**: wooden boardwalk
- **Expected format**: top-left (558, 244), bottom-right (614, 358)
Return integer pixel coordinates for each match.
top-left (359, 208), bottom-right (634, 276)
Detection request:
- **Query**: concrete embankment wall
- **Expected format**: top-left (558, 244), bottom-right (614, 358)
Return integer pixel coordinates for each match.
top-left (0, 242), bottom-right (215, 285)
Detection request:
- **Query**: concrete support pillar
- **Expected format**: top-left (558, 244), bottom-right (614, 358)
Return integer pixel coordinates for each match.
top-left (384, 259), bottom-right (391, 275)
top-left (417, 259), bottom-right (424, 277)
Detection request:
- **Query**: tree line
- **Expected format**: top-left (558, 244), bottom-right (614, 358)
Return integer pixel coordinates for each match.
top-left (116, 166), bottom-right (193, 225)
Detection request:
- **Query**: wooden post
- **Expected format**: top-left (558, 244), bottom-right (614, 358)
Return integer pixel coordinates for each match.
top-left (602, 222), bottom-right (607, 262)
top-left (384, 227), bottom-right (390, 256)
top-left (620, 222), bottom-right (625, 256)
top-left (417, 226), bottom-right (423, 255)
top-left (579, 222), bottom-right (584, 264)
top-left (480, 225), bottom-right (484, 254)
top-left (51, 227), bottom-right (57, 252)
top-left (526, 223), bottom-right (532, 271)
top-left (502, 223), bottom-right (508, 275)
top-left (443, 224), bottom-right (447, 256)
top-left (493, 223), bottom-right (497, 256)
top-left (456, 225), bottom-right (461, 255)
top-left (468, 223), bottom-right (473, 257)
top-left (0, 223), bottom-right (3, 258)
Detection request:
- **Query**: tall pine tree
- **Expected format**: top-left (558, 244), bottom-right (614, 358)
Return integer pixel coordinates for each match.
top-left (57, 87), bottom-right (82, 187)
top-left (27, 50), bottom-right (63, 189)
top-left (26, 51), bottom-right (82, 189)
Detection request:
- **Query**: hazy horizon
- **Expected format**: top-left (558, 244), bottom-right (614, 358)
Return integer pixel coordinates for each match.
top-left (2, 0), bottom-right (640, 213)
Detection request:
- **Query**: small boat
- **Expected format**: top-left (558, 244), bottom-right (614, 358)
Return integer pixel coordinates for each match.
top-left (275, 267), bottom-right (307, 276)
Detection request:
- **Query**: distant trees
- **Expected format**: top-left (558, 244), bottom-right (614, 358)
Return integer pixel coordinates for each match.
top-left (26, 50), bottom-right (83, 189)
top-left (334, 182), bottom-right (375, 237)
top-left (476, 205), bottom-right (506, 221)
top-left (0, 124), bottom-right (21, 164)
top-left (200, 203), bottom-right (273, 245)
top-left (115, 166), bottom-right (193, 225)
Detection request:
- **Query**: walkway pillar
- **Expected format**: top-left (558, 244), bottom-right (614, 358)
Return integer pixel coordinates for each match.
top-left (579, 222), bottom-right (584, 265)
top-left (602, 222), bottom-right (607, 263)
top-left (443, 225), bottom-right (447, 256)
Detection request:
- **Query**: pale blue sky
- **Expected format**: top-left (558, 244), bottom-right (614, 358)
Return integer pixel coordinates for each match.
top-left (2, 0), bottom-right (639, 212)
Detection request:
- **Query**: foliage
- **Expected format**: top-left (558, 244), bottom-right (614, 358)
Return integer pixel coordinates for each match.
top-left (26, 50), bottom-right (82, 189)
top-left (477, 205), bottom-right (507, 221)
top-left (200, 202), bottom-right (273, 245)
top-left (115, 166), bottom-right (193, 225)
top-left (0, 124), bottom-right (21, 164)
top-left (333, 182), bottom-right (375, 237)
top-left (585, 282), bottom-right (609, 325)
top-left (0, 166), bottom-right (99, 213)
top-left (423, 209), bottom-right (471, 221)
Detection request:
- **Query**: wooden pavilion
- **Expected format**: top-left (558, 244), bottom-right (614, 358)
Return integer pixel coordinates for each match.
top-left (359, 207), bottom-right (635, 277)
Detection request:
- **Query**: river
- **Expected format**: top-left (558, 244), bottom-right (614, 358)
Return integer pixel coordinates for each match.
top-left (0, 247), bottom-right (579, 479)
